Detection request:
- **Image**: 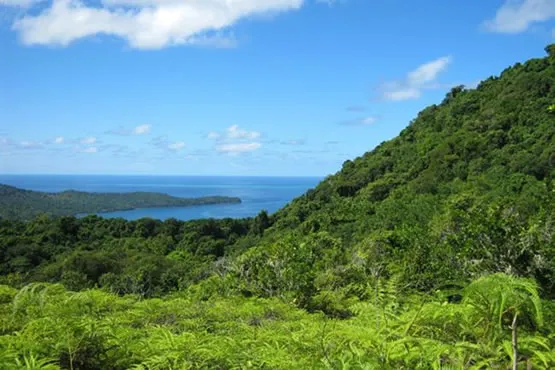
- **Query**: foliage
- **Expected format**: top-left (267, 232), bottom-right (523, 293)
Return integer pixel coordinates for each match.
top-left (0, 276), bottom-right (553, 369)
top-left (0, 215), bottom-right (255, 296)
top-left (1, 45), bottom-right (555, 368)
top-left (267, 45), bottom-right (555, 296)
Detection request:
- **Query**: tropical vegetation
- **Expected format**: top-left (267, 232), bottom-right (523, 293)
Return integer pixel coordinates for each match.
top-left (1, 45), bottom-right (555, 369)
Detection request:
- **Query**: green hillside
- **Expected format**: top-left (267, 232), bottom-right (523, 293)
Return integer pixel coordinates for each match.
top-left (258, 45), bottom-right (555, 296)
top-left (0, 184), bottom-right (241, 220)
top-left (0, 46), bottom-right (554, 369)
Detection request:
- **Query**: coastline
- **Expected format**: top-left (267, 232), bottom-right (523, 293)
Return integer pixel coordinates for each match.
top-left (76, 198), bottom-right (242, 218)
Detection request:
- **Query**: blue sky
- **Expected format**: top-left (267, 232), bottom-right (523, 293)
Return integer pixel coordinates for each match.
top-left (0, 0), bottom-right (554, 176)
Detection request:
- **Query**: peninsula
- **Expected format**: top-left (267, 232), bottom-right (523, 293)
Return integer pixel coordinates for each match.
top-left (0, 184), bottom-right (241, 220)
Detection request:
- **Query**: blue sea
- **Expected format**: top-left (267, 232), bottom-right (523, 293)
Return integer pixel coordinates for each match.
top-left (0, 175), bottom-right (322, 221)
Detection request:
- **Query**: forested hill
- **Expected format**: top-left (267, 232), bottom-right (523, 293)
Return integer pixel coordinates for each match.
top-left (1, 46), bottom-right (554, 369)
top-left (274, 46), bottom-right (555, 232)
top-left (257, 44), bottom-right (555, 293)
top-left (0, 184), bottom-right (241, 220)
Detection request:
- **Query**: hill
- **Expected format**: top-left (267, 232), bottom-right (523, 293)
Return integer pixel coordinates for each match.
top-left (260, 45), bottom-right (555, 294)
top-left (0, 184), bottom-right (241, 220)
top-left (0, 46), bottom-right (554, 368)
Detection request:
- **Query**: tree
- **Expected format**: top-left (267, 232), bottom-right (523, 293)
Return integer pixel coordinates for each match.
top-left (252, 210), bottom-right (270, 236)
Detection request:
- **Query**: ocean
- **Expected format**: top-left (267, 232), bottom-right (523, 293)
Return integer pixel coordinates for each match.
top-left (0, 175), bottom-right (322, 221)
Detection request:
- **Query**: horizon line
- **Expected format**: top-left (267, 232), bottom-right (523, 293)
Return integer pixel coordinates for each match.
top-left (0, 173), bottom-right (327, 178)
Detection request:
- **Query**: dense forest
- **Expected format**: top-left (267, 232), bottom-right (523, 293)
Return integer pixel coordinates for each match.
top-left (1, 46), bottom-right (555, 369)
top-left (0, 184), bottom-right (241, 220)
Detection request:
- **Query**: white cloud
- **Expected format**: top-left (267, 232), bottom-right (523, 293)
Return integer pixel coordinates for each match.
top-left (209, 125), bottom-right (261, 141)
top-left (81, 146), bottom-right (97, 153)
top-left (132, 124), bottom-right (151, 135)
top-left (361, 116), bottom-right (378, 125)
top-left (150, 135), bottom-right (186, 152)
top-left (19, 140), bottom-right (42, 149)
top-left (1, 137), bottom-right (46, 151)
top-left (168, 141), bottom-right (185, 151)
top-left (107, 124), bottom-right (152, 136)
top-left (340, 116), bottom-right (380, 126)
top-left (407, 57), bottom-right (452, 86)
top-left (226, 124), bottom-right (260, 140)
top-left (484, 0), bottom-right (555, 34)
top-left (80, 136), bottom-right (97, 144)
top-left (381, 86), bottom-right (421, 101)
top-left (10, 0), bottom-right (304, 49)
top-left (379, 56), bottom-right (452, 101)
top-left (209, 125), bottom-right (262, 154)
top-left (217, 142), bottom-right (261, 154)
top-left (54, 136), bottom-right (64, 144)
top-left (207, 131), bottom-right (221, 140)
top-left (280, 139), bottom-right (306, 145)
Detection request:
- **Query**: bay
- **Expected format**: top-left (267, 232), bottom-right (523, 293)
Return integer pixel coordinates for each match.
top-left (0, 175), bottom-right (322, 221)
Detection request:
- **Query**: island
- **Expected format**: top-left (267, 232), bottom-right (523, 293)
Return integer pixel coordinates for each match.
top-left (0, 184), bottom-right (241, 220)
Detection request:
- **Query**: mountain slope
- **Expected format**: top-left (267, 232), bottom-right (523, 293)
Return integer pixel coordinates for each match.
top-left (237, 45), bottom-right (555, 298)
top-left (275, 47), bottom-right (554, 234)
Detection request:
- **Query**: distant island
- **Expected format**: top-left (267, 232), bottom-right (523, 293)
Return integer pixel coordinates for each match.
top-left (0, 184), bottom-right (241, 220)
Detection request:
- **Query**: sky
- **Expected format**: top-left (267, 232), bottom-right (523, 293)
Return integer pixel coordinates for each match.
top-left (0, 0), bottom-right (554, 176)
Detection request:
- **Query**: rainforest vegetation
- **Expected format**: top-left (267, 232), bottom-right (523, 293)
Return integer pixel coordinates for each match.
top-left (1, 46), bottom-right (555, 369)
top-left (0, 184), bottom-right (241, 220)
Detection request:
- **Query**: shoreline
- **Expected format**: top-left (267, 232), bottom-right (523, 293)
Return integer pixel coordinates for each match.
top-left (76, 199), bottom-right (242, 218)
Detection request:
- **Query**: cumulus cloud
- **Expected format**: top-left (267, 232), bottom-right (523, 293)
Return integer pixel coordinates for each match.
top-left (133, 124), bottom-right (151, 135)
top-left (209, 125), bottom-right (262, 154)
top-left (54, 136), bottom-right (65, 144)
top-left (217, 142), bottom-right (261, 154)
top-left (209, 125), bottom-right (261, 141)
top-left (484, 0), bottom-right (555, 34)
top-left (340, 116), bottom-right (379, 126)
top-left (362, 117), bottom-right (378, 125)
top-left (149, 135), bottom-right (186, 153)
top-left (381, 87), bottom-right (421, 101)
top-left (280, 139), bottom-right (306, 146)
top-left (207, 131), bottom-right (221, 140)
top-left (407, 57), bottom-right (452, 86)
top-left (379, 56), bottom-right (452, 101)
top-left (226, 124), bottom-right (261, 140)
top-left (168, 141), bottom-right (185, 151)
top-left (80, 136), bottom-right (97, 144)
top-left (107, 124), bottom-right (152, 136)
top-left (81, 146), bottom-right (97, 153)
top-left (8, 0), bottom-right (305, 49)
top-left (0, 137), bottom-right (45, 152)
top-left (20, 141), bottom-right (43, 149)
